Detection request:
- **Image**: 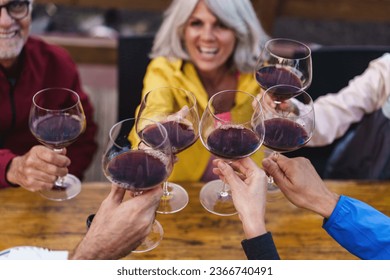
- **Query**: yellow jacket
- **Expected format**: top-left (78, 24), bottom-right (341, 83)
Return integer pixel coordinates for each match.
top-left (131, 57), bottom-right (265, 182)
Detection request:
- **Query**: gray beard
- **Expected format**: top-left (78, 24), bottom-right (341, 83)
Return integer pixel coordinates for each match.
top-left (0, 39), bottom-right (24, 61)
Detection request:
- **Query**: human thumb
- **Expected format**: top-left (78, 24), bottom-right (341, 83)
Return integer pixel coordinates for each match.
top-left (262, 157), bottom-right (282, 181)
top-left (217, 161), bottom-right (242, 187)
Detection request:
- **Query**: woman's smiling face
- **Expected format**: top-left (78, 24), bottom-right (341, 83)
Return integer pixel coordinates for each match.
top-left (183, 0), bottom-right (236, 75)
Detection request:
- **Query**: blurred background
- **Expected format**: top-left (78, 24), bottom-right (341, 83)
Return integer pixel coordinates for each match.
top-left (31, 0), bottom-right (390, 44)
top-left (30, 0), bottom-right (390, 182)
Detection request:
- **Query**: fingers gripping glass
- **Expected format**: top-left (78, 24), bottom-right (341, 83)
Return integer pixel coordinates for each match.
top-left (0, 1), bottom-right (31, 20)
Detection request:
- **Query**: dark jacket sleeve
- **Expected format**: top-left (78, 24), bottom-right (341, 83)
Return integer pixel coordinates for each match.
top-left (0, 150), bottom-right (17, 189)
top-left (241, 232), bottom-right (280, 260)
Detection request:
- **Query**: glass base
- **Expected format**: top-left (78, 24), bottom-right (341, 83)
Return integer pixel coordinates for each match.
top-left (39, 174), bottom-right (81, 201)
top-left (157, 182), bottom-right (189, 214)
top-left (199, 179), bottom-right (237, 216)
top-left (132, 220), bottom-right (163, 253)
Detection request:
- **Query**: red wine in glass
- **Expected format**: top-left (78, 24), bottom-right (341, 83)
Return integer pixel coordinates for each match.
top-left (254, 38), bottom-right (312, 97)
top-left (32, 114), bottom-right (84, 149)
top-left (255, 66), bottom-right (304, 100)
top-left (263, 118), bottom-right (310, 152)
top-left (142, 120), bottom-right (197, 154)
top-left (206, 125), bottom-right (262, 160)
top-left (106, 150), bottom-right (171, 191)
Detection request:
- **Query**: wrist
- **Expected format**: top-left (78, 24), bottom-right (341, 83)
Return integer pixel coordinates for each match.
top-left (241, 217), bottom-right (267, 239)
top-left (312, 192), bottom-right (340, 218)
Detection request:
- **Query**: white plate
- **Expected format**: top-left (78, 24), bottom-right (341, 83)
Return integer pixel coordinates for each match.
top-left (0, 246), bottom-right (68, 260)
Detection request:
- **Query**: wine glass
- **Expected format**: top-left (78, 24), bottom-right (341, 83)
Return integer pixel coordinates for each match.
top-left (29, 87), bottom-right (86, 201)
top-left (259, 84), bottom-right (315, 199)
top-left (254, 38), bottom-right (312, 198)
top-left (136, 87), bottom-right (199, 214)
top-left (102, 117), bottom-right (173, 253)
top-left (199, 90), bottom-right (265, 216)
top-left (254, 38), bottom-right (312, 97)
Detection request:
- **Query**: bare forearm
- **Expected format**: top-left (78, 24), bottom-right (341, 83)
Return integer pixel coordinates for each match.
top-left (69, 237), bottom-right (102, 260)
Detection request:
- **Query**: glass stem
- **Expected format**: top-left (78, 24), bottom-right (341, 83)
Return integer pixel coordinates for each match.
top-left (219, 160), bottom-right (232, 197)
top-left (267, 175), bottom-right (280, 192)
top-left (162, 181), bottom-right (170, 197)
top-left (53, 148), bottom-right (65, 187)
top-left (54, 177), bottom-right (64, 187)
top-left (219, 182), bottom-right (230, 197)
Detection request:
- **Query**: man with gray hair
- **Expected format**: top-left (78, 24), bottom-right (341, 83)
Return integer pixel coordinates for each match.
top-left (0, 0), bottom-right (98, 192)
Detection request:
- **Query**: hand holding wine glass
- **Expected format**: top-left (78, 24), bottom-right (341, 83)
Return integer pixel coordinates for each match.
top-left (199, 90), bottom-right (265, 216)
top-left (102, 117), bottom-right (173, 253)
top-left (259, 85), bottom-right (315, 199)
top-left (136, 87), bottom-right (199, 214)
top-left (71, 184), bottom-right (163, 260)
top-left (29, 87), bottom-right (86, 201)
top-left (212, 158), bottom-right (269, 240)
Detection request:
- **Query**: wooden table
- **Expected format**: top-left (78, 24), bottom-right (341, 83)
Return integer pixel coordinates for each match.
top-left (1, 180), bottom-right (389, 260)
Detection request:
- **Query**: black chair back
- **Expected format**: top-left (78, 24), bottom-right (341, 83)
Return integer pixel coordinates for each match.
top-left (308, 45), bottom-right (390, 99)
top-left (117, 34), bottom-right (154, 121)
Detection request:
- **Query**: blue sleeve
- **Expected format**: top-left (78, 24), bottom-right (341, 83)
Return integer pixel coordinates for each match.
top-left (323, 195), bottom-right (390, 259)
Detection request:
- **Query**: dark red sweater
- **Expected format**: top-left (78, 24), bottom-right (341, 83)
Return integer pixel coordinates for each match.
top-left (0, 36), bottom-right (98, 188)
